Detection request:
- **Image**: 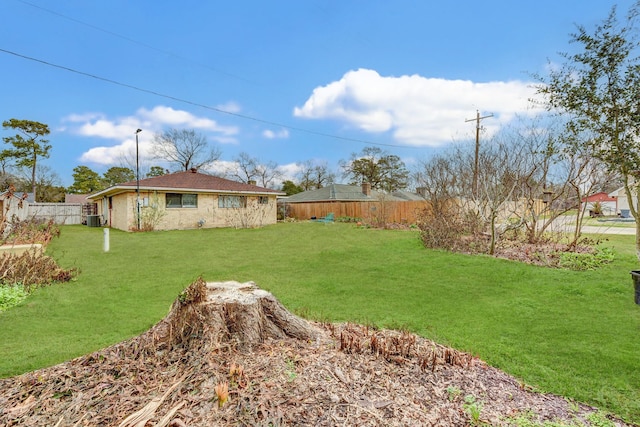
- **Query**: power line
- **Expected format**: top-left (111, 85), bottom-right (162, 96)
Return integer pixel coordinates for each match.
top-left (0, 47), bottom-right (417, 150)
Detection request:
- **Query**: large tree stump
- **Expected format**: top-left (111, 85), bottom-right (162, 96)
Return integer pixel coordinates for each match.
top-left (147, 278), bottom-right (319, 351)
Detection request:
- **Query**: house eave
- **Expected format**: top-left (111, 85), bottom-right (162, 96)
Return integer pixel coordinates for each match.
top-left (88, 185), bottom-right (283, 200)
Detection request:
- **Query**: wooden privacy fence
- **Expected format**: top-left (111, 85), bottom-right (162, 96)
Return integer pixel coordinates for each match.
top-left (28, 203), bottom-right (83, 225)
top-left (281, 198), bottom-right (545, 225)
top-left (281, 200), bottom-right (428, 224)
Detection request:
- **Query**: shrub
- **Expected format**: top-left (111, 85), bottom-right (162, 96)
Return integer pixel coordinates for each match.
top-left (557, 247), bottom-right (614, 271)
top-left (417, 205), bottom-right (487, 254)
top-left (336, 216), bottom-right (363, 223)
top-left (0, 248), bottom-right (76, 292)
top-left (139, 194), bottom-right (166, 231)
top-left (0, 284), bottom-right (28, 312)
top-left (0, 218), bottom-right (60, 246)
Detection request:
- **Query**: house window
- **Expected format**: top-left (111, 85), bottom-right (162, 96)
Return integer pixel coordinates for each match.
top-left (166, 193), bottom-right (198, 208)
top-left (218, 195), bottom-right (246, 208)
top-left (258, 196), bottom-right (269, 205)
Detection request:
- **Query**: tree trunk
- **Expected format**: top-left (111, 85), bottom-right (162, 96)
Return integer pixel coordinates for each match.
top-left (31, 152), bottom-right (37, 203)
top-left (636, 221), bottom-right (640, 262)
top-left (489, 214), bottom-right (496, 255)
top-left (144, 278), bottom-right (319, 351)
top-left (633, 185), bottom-right (640, 262)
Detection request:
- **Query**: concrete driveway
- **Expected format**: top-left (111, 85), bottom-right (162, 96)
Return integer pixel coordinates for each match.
top-left (545, 215), bottom-right (636, 235)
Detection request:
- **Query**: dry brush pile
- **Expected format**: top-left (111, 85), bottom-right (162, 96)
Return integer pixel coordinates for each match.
top-left (0, 217), bottom-right (75, 293)
top-left (0, 279), bottom-right (631, 426)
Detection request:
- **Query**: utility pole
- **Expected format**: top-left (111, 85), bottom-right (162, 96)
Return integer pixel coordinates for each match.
top-left (465, 110), bottom-right (493, 195)
top-left (135, 128), bottom-right (142, 231)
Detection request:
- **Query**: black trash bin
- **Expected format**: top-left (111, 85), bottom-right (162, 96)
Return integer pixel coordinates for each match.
top-left (630, 271), bottom-right (640, 305)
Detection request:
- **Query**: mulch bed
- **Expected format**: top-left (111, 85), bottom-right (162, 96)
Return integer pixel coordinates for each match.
top-left (0, 321), bottom-right (632, 426)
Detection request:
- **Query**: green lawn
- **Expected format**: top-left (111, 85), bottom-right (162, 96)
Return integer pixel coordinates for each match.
top-left (1, 223), bottom-right (639, 423)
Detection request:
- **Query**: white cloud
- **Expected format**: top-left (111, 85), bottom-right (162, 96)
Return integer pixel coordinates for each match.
top-left (262, 128), bottom-right (290, 139)
top-left (205, 160), bottom-right (237, 176)
top-left (80, 138), bottom-right (134, 165)
top-left (66, 105), bottom-right (240, 166)
top-left (216, 101), bottom-right (242, 114)
top-left (64, 112), bottom-right (104, 123)
top-left (294, 68), bottom-right (541, 147)
top-left (137, 106), bottom-right (238, 136)
top-left (277, 162), bottom-right (302, 182)
top-left (77, 117), bottom-right (143, 139)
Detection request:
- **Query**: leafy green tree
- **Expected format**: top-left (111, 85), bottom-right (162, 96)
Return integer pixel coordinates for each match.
top-left (68, 165), bottom-right (104, 194)
top-left (103, 166), bottom-right (134, 187)
top-left (2, 119), bottom-right (51, 201)
top-left (340, 146), bottom-right (409, 192)
top-left (281, 180), bottom-right (303, 195)
top-left (146, 166), bottom-right (167, 177)
top-left (535, 4), bottom-right (640, 258)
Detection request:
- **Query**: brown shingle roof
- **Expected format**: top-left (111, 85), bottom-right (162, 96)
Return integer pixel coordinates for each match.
top-left (64, 194), bottom-right (92, 204)
top-left (89, 170), bottom-right (283, 199)
top-left (284, 184), bottom-right (408, 202)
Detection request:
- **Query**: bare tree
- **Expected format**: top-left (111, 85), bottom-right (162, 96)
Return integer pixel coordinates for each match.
top-left (416, 118), bottom-right (580, 254)
top-left (414, 152), bottom-right (475, 252)
top-left (227, 152), bottom-right (258, 183)
top-left (297, 160), bottom-right (335, 190)
top-left (152, 129), bottom-right (221, 171)
top-left (546, 129), bottom-right (616, 248)
top-left (254, 160), bottom-right (282, 188)
top-left (471, 138), bottom-right (532, 254)
top-left (228, 152), bottom-right (282, 188)
top-left (17, 164), bottom-right (64, 202)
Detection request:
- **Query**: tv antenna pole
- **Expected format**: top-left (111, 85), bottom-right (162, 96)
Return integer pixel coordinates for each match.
top-left (465, 110), bottom-right (493, 195)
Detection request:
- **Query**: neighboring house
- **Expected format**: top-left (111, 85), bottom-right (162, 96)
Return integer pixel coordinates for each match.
top-left (580, 192), bottom-right (617, 216)
top-left (88, 169), bottom-right (283, 231)
top-left (391, 190), bottom-right (427, 201)
top-left (64, 194), bottom-right (92, 204)
top-left (282, 183), bottom-right (426, 223)
top-left (609, 186), bottom-right (636, 216)
top-left (0, 191), bottom-right (34, 222)
top-left (285, 183), bottom-right (407, 203)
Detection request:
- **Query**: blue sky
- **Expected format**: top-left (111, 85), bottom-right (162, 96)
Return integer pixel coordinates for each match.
top-left (0, 0), bottom-right (634, 187)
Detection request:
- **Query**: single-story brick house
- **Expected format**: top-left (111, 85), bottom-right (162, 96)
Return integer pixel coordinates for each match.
top-left (88, 169), bottom-right (283, 231)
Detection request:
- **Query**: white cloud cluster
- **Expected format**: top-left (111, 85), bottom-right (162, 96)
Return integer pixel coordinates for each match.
top-left (294, 68), bottom-right (540, 146)
top-left (262, 128), bottom-right (290, 139)
top-left (277, 162), bottom-right (301, 183)
top-left (64, 105), bottom-right (239, 166)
